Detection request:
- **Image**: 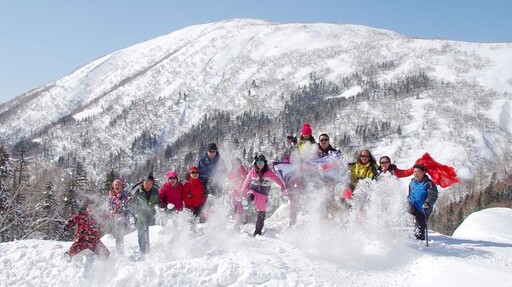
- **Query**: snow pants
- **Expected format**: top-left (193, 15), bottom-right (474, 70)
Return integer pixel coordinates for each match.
top-left (69, 240), bottom-right (110, 258)
top-left (408, 203), bottom-right (426, 240)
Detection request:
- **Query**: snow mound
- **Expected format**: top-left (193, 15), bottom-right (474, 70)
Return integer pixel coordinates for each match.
top-left (452, 207), bottom-right (512, 243)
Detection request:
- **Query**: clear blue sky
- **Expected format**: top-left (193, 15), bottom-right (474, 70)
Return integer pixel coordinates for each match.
top-left (1, 0), bottom-right (510, 104)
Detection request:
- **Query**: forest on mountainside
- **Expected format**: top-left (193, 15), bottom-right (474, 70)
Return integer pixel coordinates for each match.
top-left (1, 68), bottom-right (510, 241)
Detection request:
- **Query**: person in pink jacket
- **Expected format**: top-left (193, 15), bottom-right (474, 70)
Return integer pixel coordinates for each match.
top-left (229, 158), bottom-right (248, 229)
top-left (241, 154), bottom-right (286, 236)
top-left (159, 170), bottom-right (184, 212)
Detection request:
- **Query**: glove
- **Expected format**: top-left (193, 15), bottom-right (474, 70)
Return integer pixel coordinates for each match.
top-left (422, 202), bottom-right (432, 216)
top-left (287, 135), bottom-right (297, 143)
top-left (63, 225), bottom-right (69, 232)
top-left (341, 188), bottom-right (353, 199)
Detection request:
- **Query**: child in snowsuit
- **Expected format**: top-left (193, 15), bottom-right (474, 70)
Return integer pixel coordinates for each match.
top-left (183, 166), bottom-right (207, 220)
top-left (65, 199), bottom-right (110, 258)
top-left (241, 154), bottom-right (287, 236)
top-left (106, 179), bottom-right (131, 254)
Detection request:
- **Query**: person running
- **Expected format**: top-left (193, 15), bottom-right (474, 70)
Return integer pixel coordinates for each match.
top-left (183, 166), bottom-right (207, 221)
top-left (131, 174), bottom-right (159, 256)
top-left (65, 199), bottom-right (110, 259)
top-left (241, 154), bottom-right (287, 236)
top-left (407, 163), bottom-right (438, 240)
top-left (159, 170), bottom-right (184, 212)
top-left (343, 149), bottom-right (379, 199)
top-left (197, 143), bottom-right (227, 196)
top-left (106, 179), bottom-right (131, 254)
top-left (228, 158), bottom-right (248, 229)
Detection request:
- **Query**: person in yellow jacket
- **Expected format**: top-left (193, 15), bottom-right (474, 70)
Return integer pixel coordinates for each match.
top-left (342, 149), bottom-right (379, 199)
top-left (296, 123), bottom-right (317, 160)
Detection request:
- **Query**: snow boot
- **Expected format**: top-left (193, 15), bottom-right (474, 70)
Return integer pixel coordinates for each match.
top-left (254, 211), bottom-right (266, 236)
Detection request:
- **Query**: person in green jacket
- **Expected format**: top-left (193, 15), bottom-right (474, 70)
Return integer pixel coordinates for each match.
top-left (132, 174), bottom-right (159, 255)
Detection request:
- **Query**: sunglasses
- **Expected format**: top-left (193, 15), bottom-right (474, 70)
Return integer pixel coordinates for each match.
top-left (255, 160), bottom-right (265, 164)
top-left (360, 155), bottom-right (370, 158)
top-left (380, 161), bottom-right (390, 164)
top-left (208, 150), bottom-right (217, 153)
top-left (319, 138), bottom-right (329, 142)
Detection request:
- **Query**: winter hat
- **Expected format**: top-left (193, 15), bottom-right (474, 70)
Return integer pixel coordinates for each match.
top-left (207, 143), bottom-right (218, 151)
top-left (413, 163), bottom-right (426, 172)
top-left (189, 166), bottom-right (199, 172)
top-left (166, 170), bottom-right (179, 179)
top-left (145, 173), bottom-right (155, 181)
top-left (111, 179), bottom-right (124, 189)
top-left (301, 123), bottom-right (312, 135)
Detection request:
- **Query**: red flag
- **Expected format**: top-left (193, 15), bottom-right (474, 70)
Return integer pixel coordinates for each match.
top-left (415, 153), bottom-right (459, 188)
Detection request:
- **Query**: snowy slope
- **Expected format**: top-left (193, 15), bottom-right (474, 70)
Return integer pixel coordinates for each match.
top-left (1, 201), bottom-right (511, 287)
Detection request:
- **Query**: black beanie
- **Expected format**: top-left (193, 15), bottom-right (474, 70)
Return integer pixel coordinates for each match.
top-left (208, 143), bottom-right (218, 151)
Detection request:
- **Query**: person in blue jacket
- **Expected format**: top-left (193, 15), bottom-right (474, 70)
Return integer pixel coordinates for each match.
top-left (197, 143), bottom-right (227, 196)
top-left (407, 163), bottom-right (438, 240)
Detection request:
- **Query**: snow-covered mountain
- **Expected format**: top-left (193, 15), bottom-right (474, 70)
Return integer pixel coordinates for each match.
top-left (0, 18), bottom-right (511, 182)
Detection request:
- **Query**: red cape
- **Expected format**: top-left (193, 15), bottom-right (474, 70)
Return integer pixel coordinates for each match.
top-left (415, 153), bottom-right (459, 188)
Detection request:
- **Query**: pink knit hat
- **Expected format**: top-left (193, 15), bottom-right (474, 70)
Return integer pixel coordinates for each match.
top-left (166, 170), bottom-right (179, 179)
top-left (301, 123), bottom-right (312, 135)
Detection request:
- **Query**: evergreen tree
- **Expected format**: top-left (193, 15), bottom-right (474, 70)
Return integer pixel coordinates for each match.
top-left (0, 145), bottom-right (10, 189)
top-left (30, 182), bottom-right (65, 240)
top-left (103, 169), bottom-right (118, 196)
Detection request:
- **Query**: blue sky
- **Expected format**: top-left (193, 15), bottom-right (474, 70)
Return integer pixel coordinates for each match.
top-left (1, 0), bottom-right (510, 104)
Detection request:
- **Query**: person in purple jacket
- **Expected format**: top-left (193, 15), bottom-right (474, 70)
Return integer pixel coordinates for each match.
top-left (241, 154), bottom-right (287, 236)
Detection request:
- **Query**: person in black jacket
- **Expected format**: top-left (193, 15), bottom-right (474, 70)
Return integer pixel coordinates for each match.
top-left (316, 133), bottom-right (338, 158)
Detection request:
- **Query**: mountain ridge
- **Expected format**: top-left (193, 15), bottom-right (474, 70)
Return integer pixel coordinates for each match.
top-left (0, 19), bottom-right (511, 184)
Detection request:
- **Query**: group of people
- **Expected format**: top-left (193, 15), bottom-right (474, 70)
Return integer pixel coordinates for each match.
top-left (65, 123), bottom-right (445, 260)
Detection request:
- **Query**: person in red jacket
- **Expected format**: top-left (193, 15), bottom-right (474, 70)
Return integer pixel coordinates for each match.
top-left (65, 199), bottom-right (110, 259)
top-left (377, 156), bottom-right (413, 178)
top-left (183, 166), bottom-right (207, 220)
top-left (159, 170), bottom-right (184, 212)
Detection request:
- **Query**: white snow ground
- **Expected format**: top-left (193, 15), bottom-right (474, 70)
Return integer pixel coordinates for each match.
top-left (1, 190), bottom-right (511, 287)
